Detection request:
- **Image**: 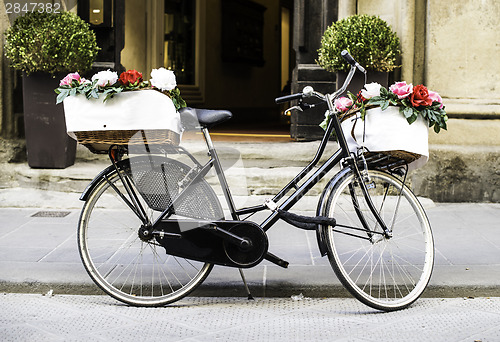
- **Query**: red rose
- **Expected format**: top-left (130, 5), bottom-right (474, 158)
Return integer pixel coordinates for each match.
top-left (119, 69), bottom-right (143, 86)
top-left (357, 90), bottom-right (367, 103)
top-left (410, 84), bottom-right (433, 108)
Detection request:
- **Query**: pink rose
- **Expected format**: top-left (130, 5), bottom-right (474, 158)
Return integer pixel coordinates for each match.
top-left (389, 81), bottom-right (413, 99)
top-left (59, 72), bottom-right (81, 86)
top-left (429, 90), bottom-right (444, 109)
top-left (334, 96), bottom-right (353, 112)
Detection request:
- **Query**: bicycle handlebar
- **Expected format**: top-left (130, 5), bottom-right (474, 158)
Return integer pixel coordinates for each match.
top-left (275, 93), bottom-right (304, 104)
top-left (341, 50), bottom-right (366, 74)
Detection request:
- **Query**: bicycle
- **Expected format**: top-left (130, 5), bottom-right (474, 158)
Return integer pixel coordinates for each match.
top-left (77, 51), bottom-right (434, 312)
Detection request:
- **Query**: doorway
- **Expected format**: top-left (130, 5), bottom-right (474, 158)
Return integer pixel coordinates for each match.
top-left (211, 0), bottom-right (294, 141)
top-left (140, 0), bottom-right (295, 140)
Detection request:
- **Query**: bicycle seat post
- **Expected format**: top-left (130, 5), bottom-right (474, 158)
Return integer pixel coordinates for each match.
top-left (200, 127), bottom-right (239, 221)
top-left (200, 127), bottom-right (255, 300)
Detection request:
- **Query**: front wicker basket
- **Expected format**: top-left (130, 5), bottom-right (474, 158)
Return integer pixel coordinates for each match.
top-left (74, 129), bottom-right (180, 153)
top-left (339, 107), bottom-right (423, 165)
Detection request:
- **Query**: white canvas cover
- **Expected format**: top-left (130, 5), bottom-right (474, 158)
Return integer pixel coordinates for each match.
top-left (341, 106), bottom-right (429, 171)
top-left (63, 89), bottom-right (182, 134)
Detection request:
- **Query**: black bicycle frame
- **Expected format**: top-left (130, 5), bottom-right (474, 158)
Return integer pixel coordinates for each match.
top-left (149, 93), bottom-right (362, 232)
top-left (133, 67), bottom-right (391, 238)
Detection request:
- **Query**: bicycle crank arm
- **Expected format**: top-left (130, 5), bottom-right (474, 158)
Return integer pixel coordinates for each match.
top-left (207, 225), bottom-right (253, 250)
top-left (264, 252), bottom-right (289, 268)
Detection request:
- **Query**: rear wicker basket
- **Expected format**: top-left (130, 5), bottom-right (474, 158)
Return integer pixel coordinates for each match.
top-left (64, 90), bottom-right (182, 154)
top-left (74, 129), bottom-right (180, 146)
top-left (73, 129), bottom-right (180, 153)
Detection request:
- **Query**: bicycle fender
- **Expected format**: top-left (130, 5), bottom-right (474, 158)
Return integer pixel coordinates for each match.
top-left (79, 155), bottom-right (165, 202)
top-left (315, 167), bottom-right (352, 257)
top-left (79, 163), bottom-right (119, 202)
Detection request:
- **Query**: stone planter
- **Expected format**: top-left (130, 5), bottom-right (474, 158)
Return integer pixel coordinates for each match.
top-left (22, 72), bottom-right (76, 168)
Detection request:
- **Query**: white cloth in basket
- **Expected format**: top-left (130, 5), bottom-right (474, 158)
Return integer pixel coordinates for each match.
top-left (341, 106), bottom-right (429, 171)
top-left (63, 89), bottom-right (182, 134)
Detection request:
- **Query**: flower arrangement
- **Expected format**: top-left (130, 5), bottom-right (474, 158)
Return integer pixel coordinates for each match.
top-left (55, 67), bottom-right (187, 111)
top-left (321, 81), bottom-right (448, 133)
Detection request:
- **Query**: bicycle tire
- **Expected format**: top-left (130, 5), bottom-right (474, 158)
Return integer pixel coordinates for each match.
top-left (319, 168), bottom-right (434, 311)
top-left (78, 156), bottom-right (223, 307)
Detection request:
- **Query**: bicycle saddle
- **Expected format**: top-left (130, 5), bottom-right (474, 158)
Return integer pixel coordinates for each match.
top-left (179, 107), bottom-right (232, 129)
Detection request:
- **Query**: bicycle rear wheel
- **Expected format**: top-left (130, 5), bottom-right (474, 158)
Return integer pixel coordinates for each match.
top-left (319, 169), bottom-right (434, 311)
top-left (78, 156), bottom-right (223, 307)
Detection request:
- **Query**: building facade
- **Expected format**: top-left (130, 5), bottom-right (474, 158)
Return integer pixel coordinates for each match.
top-left (1, 0), bottom-right (499, 142)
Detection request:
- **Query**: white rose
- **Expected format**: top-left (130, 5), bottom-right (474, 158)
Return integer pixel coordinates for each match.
top-left (91, 70), bottom-right (118, 87)
top-left (150, 68), bottom-right (177, 91)
top-left (361, 82), bottom-right (382, 99)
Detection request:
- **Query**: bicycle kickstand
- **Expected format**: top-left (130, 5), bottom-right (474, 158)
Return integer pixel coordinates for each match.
top-left (239, 268), bottom-right (254, 300)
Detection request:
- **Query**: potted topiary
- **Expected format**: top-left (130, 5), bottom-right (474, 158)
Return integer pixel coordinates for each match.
top-left (4, 11), bottom-right (99, 168)
top-left (317, 14), bottom-right (401, 93)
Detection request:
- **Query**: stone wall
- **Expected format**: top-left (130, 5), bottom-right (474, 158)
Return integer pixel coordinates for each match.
top-left (338, 0), bottom-right (500, 202)
top-left (426, 0), bottom-right (500, 117)
top-left (353, 0), bottom-right (500, 118)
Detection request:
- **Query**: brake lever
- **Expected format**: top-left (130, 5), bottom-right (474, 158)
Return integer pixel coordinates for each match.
top-left (283, 102), bottom-right (317, 116)
top-left (284, 105), bottom-right (302, 116)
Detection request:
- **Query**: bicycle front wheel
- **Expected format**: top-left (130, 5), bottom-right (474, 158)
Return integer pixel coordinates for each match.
top-left (78, 157), bottom-right (223, 307)
top-left (319, 169), bottom-right (434, 311)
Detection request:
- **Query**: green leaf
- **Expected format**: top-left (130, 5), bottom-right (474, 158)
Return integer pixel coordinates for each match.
top-left (402, 107), bottom-right (413, 119)
top-left (87, 89), bottom-right (99, 99)
top-left (103, 92), bottom-right (115, 102)
top-left (55, 90), bottom-right (68, 104)
top-left (407, 113), bottom-right (418, 124)
top-left (380, 87), bottom-right (390, 97)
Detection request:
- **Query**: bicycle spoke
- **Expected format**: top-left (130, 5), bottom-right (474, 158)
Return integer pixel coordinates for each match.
top-left (78, 157), bottom-right (218, 306)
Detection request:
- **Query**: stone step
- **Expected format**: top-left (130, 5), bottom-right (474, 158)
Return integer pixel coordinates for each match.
top-left (1, 140), bottom-right (499, 203)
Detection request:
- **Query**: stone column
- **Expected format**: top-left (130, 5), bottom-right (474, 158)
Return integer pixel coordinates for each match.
top-left (0, 1), bottom-right (14, 138)
top-left (356, 0), bottom-right (424, 84)
top-left (338, 0), bottom-right (356, 19)
top-left (425, 0), bottom-right (500, 117)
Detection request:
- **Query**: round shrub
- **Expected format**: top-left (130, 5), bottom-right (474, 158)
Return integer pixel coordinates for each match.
top-left (4, 11), bottom-right (99, 74)
top-left (318, 15), bottom-right (401, 73)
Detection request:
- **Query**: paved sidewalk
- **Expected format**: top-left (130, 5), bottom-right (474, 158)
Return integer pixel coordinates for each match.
top-left (0, 199), bottom-right (499, 299)
top-left (1, 294), bottom-right (500, 341)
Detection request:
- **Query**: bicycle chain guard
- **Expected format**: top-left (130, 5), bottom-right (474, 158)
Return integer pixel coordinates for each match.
top-left (156, 220), bottom-right (269, 268)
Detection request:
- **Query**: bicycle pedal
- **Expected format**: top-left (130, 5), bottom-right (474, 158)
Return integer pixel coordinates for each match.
top-left (265, 252), bottom-right (289, 268)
